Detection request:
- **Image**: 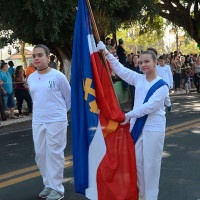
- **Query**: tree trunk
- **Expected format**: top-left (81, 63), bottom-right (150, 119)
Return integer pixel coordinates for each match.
top-left (20, 41), bottom-right (27, 69)
top-left (54, 46), bottom-right (72, 83)
top-left (63, 59), bottom-right (72, 83)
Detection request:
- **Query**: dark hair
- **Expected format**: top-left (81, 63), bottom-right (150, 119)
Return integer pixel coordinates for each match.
top-left (50, 55), bottom-right (55, 61)
top-left (173, 54), bottom-right (178, 59)
top-left (110, 39), bottom-right (116, 47)
top-left (119, 39), bottom-right (123, 44)
top-left (159, 55), bottom-right (165, 60)
top-left (141, 50), bottom-right (157, 61)
top-left (1, 62), bottom-right (7, 69)
top-left (106, 37), bottom-right (111, 42)
top-left (15, 65), bottom-right (23, 76)
top-left (133, 55), bottom-right (139, 58)
top-left (34, 44), bottom-right (50, 56)
top-left (147, 47), bottom-right (158, 56)
top-left (8, 61), bottom-right (14, 67)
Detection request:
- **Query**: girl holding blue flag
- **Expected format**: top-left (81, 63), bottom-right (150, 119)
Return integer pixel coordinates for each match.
top-left (97, 41), bottom-right (168, 200)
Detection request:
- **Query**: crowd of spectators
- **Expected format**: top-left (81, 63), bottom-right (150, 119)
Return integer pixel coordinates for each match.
top-left (106, 38), bottom-right (200, 93)
top-left (105, 38), bottom-right (200, 108)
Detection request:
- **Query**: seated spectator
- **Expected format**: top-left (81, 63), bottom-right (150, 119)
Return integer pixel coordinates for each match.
top-left (105, 37), bottom-right (112, 51)
top-left (0, 62), bottom-right (18, 119)
top-left (125, 54), bottom-right (133, 67)
top-left (26, 60), bottom-right (36, 78)
top-left (109, 39), bottom-right (118, 59)
top-left (15, 65), bottom-right (32, 117)
top-left (49, 55), bottom-right (57, 69)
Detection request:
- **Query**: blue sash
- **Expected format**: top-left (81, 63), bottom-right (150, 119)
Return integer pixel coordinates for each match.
top-left (131, 79), bottom-right (167, 143)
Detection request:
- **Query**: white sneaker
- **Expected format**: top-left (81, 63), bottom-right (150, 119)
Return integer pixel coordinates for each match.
top-left (39, 187), bottom-right (52, 199)
top-left (46, 190), bottom-right (64, 200)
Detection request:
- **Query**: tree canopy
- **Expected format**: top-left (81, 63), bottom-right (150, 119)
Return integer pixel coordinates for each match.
top-left (0, 0), bottom-right (200, 62)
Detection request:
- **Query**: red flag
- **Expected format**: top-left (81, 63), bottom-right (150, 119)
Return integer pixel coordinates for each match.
top-left (91, 52), bottom-right (138, 200)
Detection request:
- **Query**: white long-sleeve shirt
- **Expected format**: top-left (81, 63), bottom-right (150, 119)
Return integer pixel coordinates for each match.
top-left (156, 64), bottom-right (173, 89)
top-left (28, 69), bottom-right (71, 124)
top-left (107, 53), bottom-right (169, 132)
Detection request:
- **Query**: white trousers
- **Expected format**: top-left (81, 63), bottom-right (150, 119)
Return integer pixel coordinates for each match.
top-left (32, 121), bottom-right (68, 194)
top-left (135, 130), bottom-right (165, 200)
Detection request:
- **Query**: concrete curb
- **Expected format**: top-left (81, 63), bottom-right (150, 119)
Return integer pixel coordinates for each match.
top-left (170, 88), bottom-right (196, 96)
top-left (0, 116), bottom-right (32, 127)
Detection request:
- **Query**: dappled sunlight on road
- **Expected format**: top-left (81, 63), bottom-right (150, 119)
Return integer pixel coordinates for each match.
top-left (162, 151), bottom-right (171, 158)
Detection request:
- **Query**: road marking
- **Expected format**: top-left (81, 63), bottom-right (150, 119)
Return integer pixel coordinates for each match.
top-left (0, 128), bottom-right (32, 136)
top-left (0, 155), bottom-right (72, 181)
top-left (0, 161), bottom-right (73, 189)
top-left (166, 122), bottom-right (200, 136)
top-left (1, 119), bottom-right (200, 189)
top-left (0, 165), bottom-right (38, 181)
top-left (166, 118), bottom-right (200, 131)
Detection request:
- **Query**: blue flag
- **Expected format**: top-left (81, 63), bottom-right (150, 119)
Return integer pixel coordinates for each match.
top-left (71, 0), bottom-right (99, 195)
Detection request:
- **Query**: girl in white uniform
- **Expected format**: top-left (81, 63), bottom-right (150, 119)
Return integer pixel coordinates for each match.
top-left (28, 44), bottom-right (71, 200)
top-left (97, 42), bottom-right (168, 200)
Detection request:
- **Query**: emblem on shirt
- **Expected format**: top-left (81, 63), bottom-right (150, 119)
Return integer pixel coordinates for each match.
top-left (49, 80), bottom-right (55, 89)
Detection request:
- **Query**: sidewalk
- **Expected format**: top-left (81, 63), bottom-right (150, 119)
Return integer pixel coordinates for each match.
top-left (0, 88), bottom-right (197, 128)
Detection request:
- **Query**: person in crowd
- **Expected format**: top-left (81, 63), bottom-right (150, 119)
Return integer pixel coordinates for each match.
top-left (0, 60), bottom-right (5, 68)
top-left (156, 55), bottom-right (173, 111)
top-left (193, 54), bottom-right (198, 63)
top-left (8, 61), bottom-right (15, 77)
top-left (192, 56), bottom-right (200, 93)
top-left (165, 54), bottom-right (171, 65)
top-left (49, 55), bottom-right (57, 69)
top-left (117, 39), bottom-right (127, 65)
top-left (109, 39), bottom-right (118, 59)
top-left (97, 41), bottom-right (168, 200)
top-left (0, 79), bottom-right (7, 121)
top-left (8, 61), bottom-right (15, 90)
top-left (28, 44), bottom-right (71, 200)
top-left (185, 70), bottom-right (191, 94)
top-left (136, 50), bottom-right (141, 56)
top-left (190, 54), bottom-right (194, 67)
top-left (185, 55), bottom-right (191, 68)
top-left (125, 54), bottom-right (133, 67)
top-left (171, 54), bottom-right (181, 91)
top-left (128, 55), bottom-right (143, 108)
top-left (26, 60), bottom-right (36, 78)
top-left (0, 62), bottom-right (18, 119)
top-left (14, 65), bottom-right (32, 117)
top-left (180, 56), bottom-right (186, 89)
top-left (105, 37), bottom-right (112, 51)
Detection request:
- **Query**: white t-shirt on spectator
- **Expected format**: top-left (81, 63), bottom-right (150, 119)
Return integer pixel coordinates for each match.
top-left (156, 64), bottom-right (173, 89)
top-left (28, 69), bottom-right (71, 124)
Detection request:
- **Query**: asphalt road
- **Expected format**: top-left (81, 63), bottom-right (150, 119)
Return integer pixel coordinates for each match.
top-left (0, 93), bottom-right (200, 200)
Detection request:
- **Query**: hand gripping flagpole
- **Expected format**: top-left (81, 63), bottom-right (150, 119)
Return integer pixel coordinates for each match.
top-left (85, 0), bottom-right (120, 107)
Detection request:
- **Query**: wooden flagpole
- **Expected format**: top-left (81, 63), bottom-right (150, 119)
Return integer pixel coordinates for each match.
top-left (85, 0), bottom-right (120, 107)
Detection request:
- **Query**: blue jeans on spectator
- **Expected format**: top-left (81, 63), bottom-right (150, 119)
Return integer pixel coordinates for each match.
top-left (1, 92), bottom-right (15, 109)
